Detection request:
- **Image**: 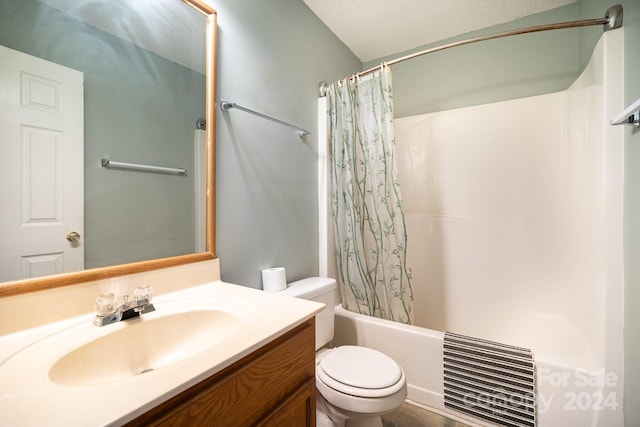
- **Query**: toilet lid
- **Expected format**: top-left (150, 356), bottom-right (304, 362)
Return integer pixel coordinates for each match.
top-left (318, 346), bottom-right (403, 390)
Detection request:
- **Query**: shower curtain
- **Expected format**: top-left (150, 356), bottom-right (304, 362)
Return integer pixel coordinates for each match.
top-left (326, 66), bottom-right (414, 324)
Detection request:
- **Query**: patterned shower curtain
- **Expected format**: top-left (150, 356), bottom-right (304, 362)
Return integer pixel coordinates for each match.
top-left (326, 66), bottom-right (414, 324)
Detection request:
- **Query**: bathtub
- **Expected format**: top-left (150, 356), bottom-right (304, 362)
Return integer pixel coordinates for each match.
top-left (332, 304), bottom-right (622, 427)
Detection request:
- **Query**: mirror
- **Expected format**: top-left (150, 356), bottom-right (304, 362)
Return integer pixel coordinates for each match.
top-left (0, 0), bottom-right (217, 296)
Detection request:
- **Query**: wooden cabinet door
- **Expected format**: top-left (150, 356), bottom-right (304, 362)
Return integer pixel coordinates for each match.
top-left (256, 378), bottom-right (316, 427)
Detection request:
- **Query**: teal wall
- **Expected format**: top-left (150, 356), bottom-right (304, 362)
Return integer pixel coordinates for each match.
top-left (214, 0), bottom-right (360, 287)
top-left (364, 4), bottom-right (582, 118)
top-left (0, 0), bottom-right (205, 268)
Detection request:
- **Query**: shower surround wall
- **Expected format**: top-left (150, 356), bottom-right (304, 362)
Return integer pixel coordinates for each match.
top-left (332, 30), bottom-right (624, 427)
top-left (396, 29), bottom-right (623, 424)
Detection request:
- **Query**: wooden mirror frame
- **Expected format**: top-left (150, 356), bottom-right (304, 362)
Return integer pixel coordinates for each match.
top-left (0, 0), bottom-right (217, 298)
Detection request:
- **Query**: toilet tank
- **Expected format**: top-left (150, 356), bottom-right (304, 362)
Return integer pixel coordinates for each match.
top-left (278, 277), bottom-right (336, 350)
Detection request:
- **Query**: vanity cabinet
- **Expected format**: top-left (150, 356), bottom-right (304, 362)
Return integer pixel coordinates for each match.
top-left (127, 318), bottom-right (316, 426)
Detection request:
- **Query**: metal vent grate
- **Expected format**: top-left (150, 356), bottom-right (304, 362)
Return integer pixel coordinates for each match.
top-left (443, 332), bottom-right (536, 427)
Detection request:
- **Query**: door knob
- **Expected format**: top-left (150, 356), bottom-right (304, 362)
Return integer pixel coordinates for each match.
top-left (66, 231), bottom-right (81, 242)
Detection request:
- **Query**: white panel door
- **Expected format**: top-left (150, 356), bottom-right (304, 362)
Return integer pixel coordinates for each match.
top-left (0, 46), bottom-right (84, 282)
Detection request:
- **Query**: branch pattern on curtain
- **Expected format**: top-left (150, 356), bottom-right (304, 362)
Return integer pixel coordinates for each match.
top-left (327, 66), bottom-right (414, 324)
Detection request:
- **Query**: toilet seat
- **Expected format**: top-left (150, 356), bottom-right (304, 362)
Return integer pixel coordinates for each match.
top-left (317, 346), bottom-right (405, 398)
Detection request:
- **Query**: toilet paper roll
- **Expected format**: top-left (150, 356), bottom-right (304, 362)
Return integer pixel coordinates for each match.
top-left (262, 267), bottom-right (287, 292)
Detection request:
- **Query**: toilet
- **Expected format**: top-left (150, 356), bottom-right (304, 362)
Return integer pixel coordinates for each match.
top-left (278, 277), bottom-right (407, 427)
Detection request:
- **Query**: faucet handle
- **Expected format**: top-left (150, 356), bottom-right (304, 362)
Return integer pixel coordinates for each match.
top-left (95, 293), bottom-right (117, 316)
top-left (134, 285), bottom-right (153, 303)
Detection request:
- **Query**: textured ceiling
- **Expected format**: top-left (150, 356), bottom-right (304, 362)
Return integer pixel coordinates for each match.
top-left (303, 0), bottom-right (576, 62)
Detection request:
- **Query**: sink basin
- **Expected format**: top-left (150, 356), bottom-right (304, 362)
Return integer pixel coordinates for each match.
top-left (0, 279), bottom-right (325, 426)
top-left (49, 309), bottom-right (240, 386)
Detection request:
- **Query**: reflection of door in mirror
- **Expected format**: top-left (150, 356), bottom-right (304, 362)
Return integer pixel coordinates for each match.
top-left (0, 46), bottom-right (84, 282)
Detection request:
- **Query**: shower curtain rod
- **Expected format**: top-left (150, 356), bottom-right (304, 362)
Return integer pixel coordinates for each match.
top-left (319, 4), bottom-right (623, 96)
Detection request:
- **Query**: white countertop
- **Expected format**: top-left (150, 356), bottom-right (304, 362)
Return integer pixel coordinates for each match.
top-left (0, 280), bottom-right (323, 426)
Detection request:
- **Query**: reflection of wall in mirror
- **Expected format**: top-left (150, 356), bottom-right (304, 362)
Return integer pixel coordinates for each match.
top-left (0, 0), bottom-right (206, 269)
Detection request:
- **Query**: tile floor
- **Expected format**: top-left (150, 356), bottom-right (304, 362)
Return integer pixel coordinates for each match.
top-left (381, 402), bottom-right (471, 427)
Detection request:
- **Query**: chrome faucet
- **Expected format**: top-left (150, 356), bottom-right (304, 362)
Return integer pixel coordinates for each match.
top-left (93, 285), bottom-right (155, 327)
